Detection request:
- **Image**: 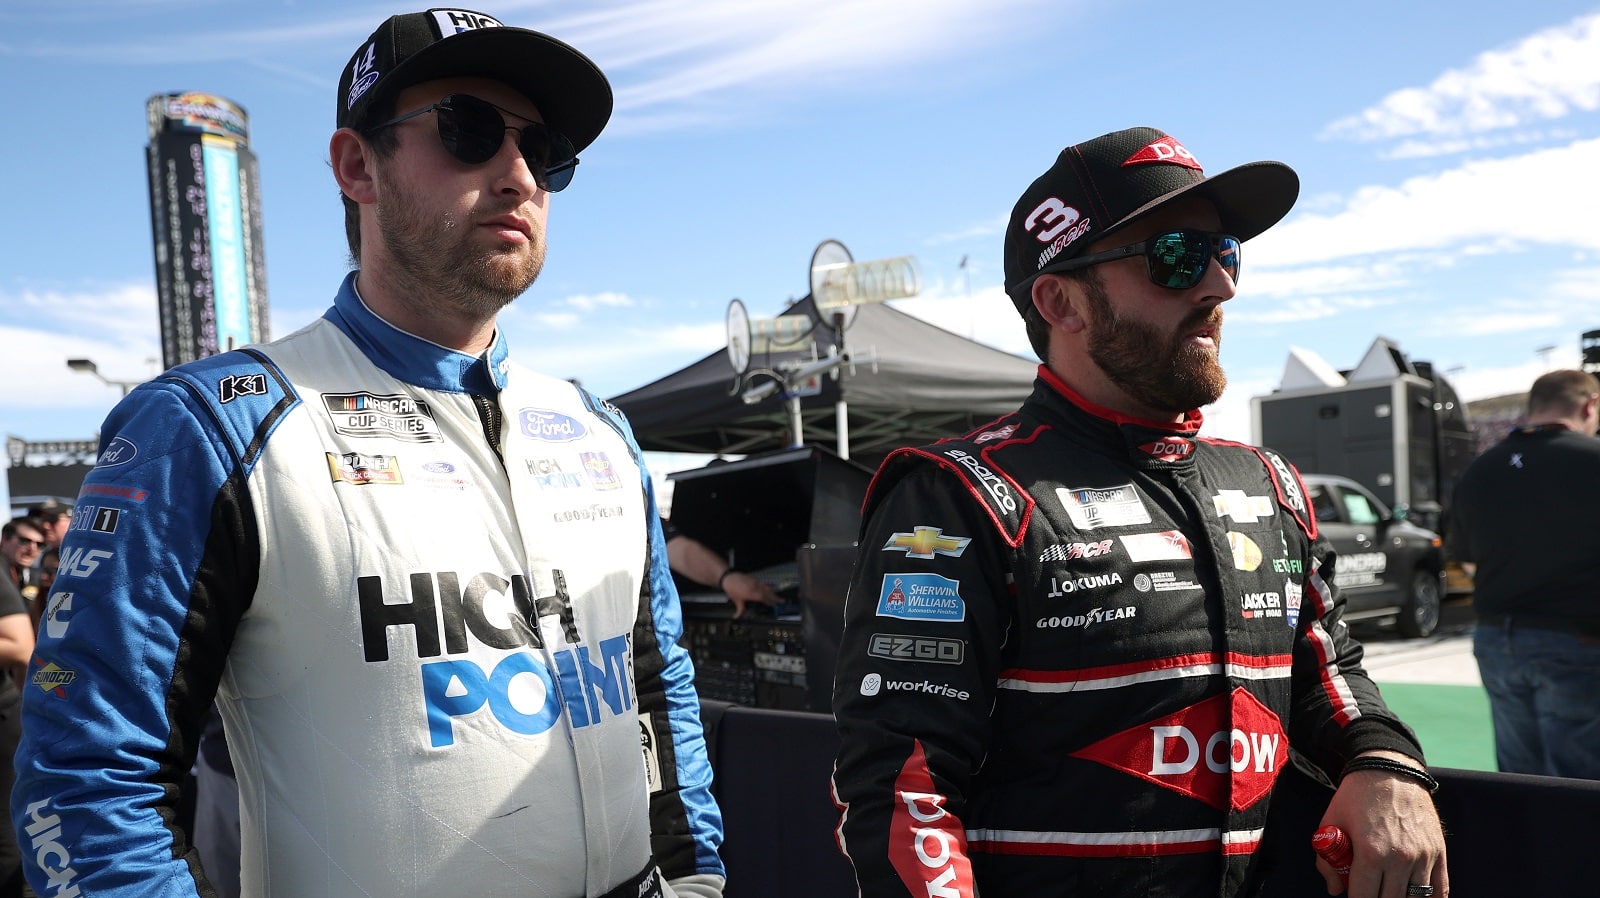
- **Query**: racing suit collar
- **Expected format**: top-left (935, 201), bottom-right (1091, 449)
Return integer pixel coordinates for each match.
top-left (1036, 365), bottom-right (1205, 465)
top-left (1037, 365), bottom-right (1205, 434)
top-left (323, 271), bottom-right (511, 394)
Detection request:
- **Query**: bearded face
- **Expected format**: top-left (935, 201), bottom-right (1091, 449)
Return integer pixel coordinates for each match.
top-left (1079, 270), bottom-right (1227, 414)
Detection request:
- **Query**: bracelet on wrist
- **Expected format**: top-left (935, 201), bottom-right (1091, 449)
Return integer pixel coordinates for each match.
top-left (716, 568), bottom-right (737, 590)
top-left (1340, 756), bottom-right (1439, 794)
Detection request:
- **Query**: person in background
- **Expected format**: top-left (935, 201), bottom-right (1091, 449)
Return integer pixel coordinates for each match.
top-left (12, 8), bottom-right (723, 898)
top-left (1447, 368), bottom-right (1600, 780)
top-left (831, 126), bottom-right (1446, 898)
top-left (663, 518), bottom-right (781, 618)
top-left (0, 520), bottom-right (41, 604)
top-left (0, 562), bottom-right (32, 897)
top-left (24, 501), bottom-right (71, 557)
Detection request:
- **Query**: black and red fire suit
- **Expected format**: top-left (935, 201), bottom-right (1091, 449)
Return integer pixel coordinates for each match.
top-left (831, 367), bottom-right (1424, 898)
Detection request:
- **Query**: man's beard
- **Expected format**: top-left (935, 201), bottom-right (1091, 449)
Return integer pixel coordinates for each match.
top-left (375, 178), bottom-right (545, 319)
top-left (1081, 272), bottom-right (1227, 414)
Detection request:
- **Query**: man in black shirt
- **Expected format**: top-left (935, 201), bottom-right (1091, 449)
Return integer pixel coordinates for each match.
top-left (1448, 368), bottom-right (1600, 778)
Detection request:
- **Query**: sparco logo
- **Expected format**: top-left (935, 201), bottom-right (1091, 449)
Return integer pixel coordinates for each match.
top-left (869, 633), bottom-right (964, 665)
top-left (21, 800), bottom-right (79, 898)
top-left (1037, 604), bottom-right (1137, 629)
top-left (1265, 451), bottom-right (1306, 515)
top-left (944, 449), bottom-right (1016, 513)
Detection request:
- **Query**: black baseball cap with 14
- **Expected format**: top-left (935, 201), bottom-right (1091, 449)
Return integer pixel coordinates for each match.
top-left (337, 8), bottom-right (613, 154)
top-left (1003, 126), bottom-right (1299, 314)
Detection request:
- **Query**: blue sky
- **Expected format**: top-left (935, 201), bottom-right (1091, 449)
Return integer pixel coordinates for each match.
top-left (4, 1), bottom-right (1600, 504)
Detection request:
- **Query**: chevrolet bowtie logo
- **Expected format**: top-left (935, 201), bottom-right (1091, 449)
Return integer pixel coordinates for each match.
top-left (883, 526), bottom-right (971, 560)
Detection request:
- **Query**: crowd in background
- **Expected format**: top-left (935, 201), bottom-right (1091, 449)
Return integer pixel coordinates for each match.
top-left (0, 499), bottom-right (70, 896)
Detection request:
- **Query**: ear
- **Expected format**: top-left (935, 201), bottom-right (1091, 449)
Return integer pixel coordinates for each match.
top-left (1031, 274), bottom-right (1088, 335)
top-left (330, 128), bottom-right (379, 205)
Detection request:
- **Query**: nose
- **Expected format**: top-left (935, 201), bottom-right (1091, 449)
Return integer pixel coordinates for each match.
top-left (1197, 245), bottom-right (1238, 304)
top-left (491, 129), bottom-right (542, 198)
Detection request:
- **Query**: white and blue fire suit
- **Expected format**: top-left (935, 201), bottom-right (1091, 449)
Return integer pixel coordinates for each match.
top-left (12, 273), bottom-right (724, 898)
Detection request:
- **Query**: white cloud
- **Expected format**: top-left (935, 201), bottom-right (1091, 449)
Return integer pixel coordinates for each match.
top-left (924, 213), bottom-right (1010, 247)
top-left (1250, 137), bottom-right (1600, 267)
top-left (1227, 294), bottom-right (1391, 326)
top-left (563, 291), bottom-right (636, 313)
top-left (541, 0), bottom-right (1060, 131)
top-left (1323, 11), bottom-right (1600, 142)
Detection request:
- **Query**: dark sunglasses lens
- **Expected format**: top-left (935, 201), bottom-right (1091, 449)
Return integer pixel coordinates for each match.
top-left (1146, 232), bottom-right (1212, 289)
top-left (435, 95), bottom-right (504, 165)
top-left (515, 125), bottom-right (578, 192)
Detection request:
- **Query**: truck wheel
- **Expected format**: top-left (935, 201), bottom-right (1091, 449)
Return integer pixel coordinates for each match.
top-left (1397, 569), bottom-right (1441, 638)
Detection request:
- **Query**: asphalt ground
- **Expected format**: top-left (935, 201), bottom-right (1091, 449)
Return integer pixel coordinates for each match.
top-left (1349, 597), bottom-right (1495, 771)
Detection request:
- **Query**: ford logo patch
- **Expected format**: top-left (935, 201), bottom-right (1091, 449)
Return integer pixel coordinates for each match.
top-left (96, 436), bottom-right (139, 468)
top-left (519, 409), bottom-right (588, 443)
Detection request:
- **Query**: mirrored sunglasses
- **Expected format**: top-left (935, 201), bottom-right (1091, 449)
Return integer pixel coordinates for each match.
top-left (1051, 229), bottom-right (1241, 290)
top-left (366, 93), bottom-right (578, 192)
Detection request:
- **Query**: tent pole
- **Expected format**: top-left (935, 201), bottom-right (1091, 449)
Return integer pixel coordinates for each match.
top-left (787, 395), bottom-right (804, 449)
top-left (837, 401), bottom-right (850, 459)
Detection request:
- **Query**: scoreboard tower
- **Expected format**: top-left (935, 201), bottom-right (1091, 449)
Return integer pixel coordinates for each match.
top-left (144, 92), bottom-right (270, 367)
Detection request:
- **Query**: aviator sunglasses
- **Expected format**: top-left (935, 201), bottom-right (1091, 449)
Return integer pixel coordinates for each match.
top-left (1051, 229), bottom-right (1241, 290)
top-left (365, 93), bottom-right (579, 192)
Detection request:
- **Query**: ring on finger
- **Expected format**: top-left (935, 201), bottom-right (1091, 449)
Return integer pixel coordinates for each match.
top-left (1406, 885), bottom-right (1435, 897)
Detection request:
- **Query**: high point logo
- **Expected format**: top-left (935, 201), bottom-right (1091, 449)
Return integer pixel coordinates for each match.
top-left (359, 569), bottom-right (633, 748)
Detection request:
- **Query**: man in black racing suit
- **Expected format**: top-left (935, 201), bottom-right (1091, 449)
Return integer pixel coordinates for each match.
top-left (831, 127), bottom-right (1448, 898)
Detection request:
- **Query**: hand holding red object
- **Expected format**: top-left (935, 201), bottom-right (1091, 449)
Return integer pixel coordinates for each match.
top-left (1313, 824), bottom-right (1353, 890)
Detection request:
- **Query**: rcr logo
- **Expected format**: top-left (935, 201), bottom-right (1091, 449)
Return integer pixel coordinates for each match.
top-left (21, 800), bottom-right (80, 898)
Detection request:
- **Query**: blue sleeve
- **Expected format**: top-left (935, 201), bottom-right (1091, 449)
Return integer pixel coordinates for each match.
top-left (12, 352), bottom-right (294, 898)
top-left (583, 392), bottom-right (725, 879)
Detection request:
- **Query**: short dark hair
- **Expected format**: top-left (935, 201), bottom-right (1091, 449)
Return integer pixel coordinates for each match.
top-left (3, 518), bottom-right (43, 541)
top-left (1528, 369), bottom-right (1600, 417)
top-left (341, 95), bottom-right (401, 266)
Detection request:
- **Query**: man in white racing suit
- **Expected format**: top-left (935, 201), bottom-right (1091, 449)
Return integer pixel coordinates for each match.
top-left (11, 9), bottom-right (724, 898)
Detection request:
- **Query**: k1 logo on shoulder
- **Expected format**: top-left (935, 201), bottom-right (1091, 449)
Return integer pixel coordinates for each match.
top-left (877, 574), bottom-right (965, 622)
